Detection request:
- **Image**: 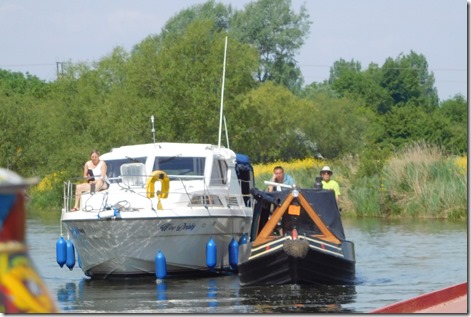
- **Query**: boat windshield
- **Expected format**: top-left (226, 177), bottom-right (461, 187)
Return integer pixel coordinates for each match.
top-left (106, 157), bottom-right (146, 183)
top-left (153, 156), bottom-right (205, 176)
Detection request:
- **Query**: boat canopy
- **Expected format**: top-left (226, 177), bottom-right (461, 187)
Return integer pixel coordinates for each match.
top-left (296, 189), bottom-right (346, 240)
top-left (251, 188), bottom-right (346, 241)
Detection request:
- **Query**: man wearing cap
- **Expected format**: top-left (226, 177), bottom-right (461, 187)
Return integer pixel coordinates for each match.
top-left (320, 166), bottom-right (340, 204)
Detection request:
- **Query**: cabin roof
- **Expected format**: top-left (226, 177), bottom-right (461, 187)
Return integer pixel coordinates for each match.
top-left (101, 143), bottom-right (235, 160)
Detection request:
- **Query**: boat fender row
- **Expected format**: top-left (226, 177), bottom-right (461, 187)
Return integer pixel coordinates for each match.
top-left (154, 234), bottom-right (249, 280)
top-left (56, 236), bottom-right (76, 270)
top-left (206, 234), bottom-right (249, 271)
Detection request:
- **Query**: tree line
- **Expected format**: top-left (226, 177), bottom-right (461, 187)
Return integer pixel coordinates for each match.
top-left (0, 0), bottom-right (467, 189)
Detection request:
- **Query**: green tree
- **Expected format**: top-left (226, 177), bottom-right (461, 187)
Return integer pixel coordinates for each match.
top-left (231, 0), bottom-right (311, 93)
top-left (159, 0), bottom-right (232, 41)
top-left (437, 95), bottom-right (467, 154)
top-left (130, 20), bottom-right (259, 145)
top-left (297, 93), bottom-right (380, 159)
top-left (230, 81), bottom-right (305, 162)
top-left (0, 69), bottom-right (49, 98)
top-left (300, 80), bottom-right (340, 99)
top-left (0, 70), bottom-right (54, 176)
top-left (439, 94), bottom-right (467, 124)
top-left (328, 60), bottom-right (394, 114)
top-left (380, 51), bottom-right (439, 110)
top-left (379, 104), bottom-right (458, 153)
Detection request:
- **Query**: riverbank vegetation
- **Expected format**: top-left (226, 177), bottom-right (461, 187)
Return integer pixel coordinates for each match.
top-left (254, 143), bottom-right (467, 220)
top-left (1, 0), bottom-right (466, 219)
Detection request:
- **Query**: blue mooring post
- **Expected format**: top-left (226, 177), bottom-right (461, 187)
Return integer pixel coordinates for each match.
top-left (56, 236), bottom-right (67, 267)
top-left (228, 238), bottom-right (239, 270)
top-left (206, 238), bottom-right (217, 269)
top-left (155, 250), bottom-right (167, 279)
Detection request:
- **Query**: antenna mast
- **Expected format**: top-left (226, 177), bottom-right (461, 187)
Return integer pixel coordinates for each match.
top-left (218, 36), bottom-right (228, 148)
top-left (151, 115), bottom-right (156, 144)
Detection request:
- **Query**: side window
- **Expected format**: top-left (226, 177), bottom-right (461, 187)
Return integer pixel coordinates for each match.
top-left (210, 159), bottom-right (228, 186)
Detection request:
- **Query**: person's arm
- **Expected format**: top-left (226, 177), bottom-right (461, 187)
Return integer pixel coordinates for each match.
top-left (334, 182), bottom-right (340, 204)
top-left (83, 162), bottom-right (89, 178)
top-left (267, 173), bottom-right (275, 192)
top-left (101, 161), bottom-right (108, 180)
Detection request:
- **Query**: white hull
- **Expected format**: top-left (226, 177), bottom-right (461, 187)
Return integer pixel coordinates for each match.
top-left (59, 142), bottom-right (255, 278)
top-left (63, 212), bottom-right (251, 277)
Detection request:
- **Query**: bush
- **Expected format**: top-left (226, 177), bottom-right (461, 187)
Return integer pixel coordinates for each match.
top-left (28, 171), bottom-right (66, 213)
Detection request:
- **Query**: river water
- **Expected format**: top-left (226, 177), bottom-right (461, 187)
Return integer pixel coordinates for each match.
top-left (26, 216), bottom-right (467, 313)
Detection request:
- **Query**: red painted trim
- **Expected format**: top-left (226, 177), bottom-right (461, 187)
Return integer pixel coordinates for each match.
top-left (370, 282), bottom-right (468, 313)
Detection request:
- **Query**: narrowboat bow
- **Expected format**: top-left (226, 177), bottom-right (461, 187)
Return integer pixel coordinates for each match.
top-left (238, 182), bottom-right (355, 286)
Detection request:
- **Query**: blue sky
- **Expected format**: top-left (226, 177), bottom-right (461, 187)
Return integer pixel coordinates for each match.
top-left (0, 0), bottom-right (467, 101)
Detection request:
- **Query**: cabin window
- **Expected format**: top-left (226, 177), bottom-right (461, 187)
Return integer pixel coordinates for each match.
top-left (105, 157), bottom-right (146, 183)
top-left (190, 195), bottom-right (223, 206)
top-left (210, 159), bottom-right (228, 186)
top-left (153, 157), bottom-right (205, 176)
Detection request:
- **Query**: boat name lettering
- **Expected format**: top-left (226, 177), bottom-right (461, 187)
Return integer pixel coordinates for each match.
top-left (160, 222), bottom-right (196, 231)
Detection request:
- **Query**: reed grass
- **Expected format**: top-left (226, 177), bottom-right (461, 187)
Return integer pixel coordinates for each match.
top-left (381, 144), bottom-right (467, 219)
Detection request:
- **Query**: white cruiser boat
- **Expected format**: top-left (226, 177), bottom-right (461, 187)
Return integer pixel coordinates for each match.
top-left (59, 142), bottom-right (255, 278)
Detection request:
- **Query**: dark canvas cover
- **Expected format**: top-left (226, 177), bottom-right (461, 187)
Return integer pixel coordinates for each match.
top-left (251, 188), bottom-right (347, 241)
top-left (298, 189), bottom-right (346, 240)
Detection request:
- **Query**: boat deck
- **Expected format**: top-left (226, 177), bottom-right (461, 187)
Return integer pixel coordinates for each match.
top-left (415, 294), bottom-right (467, 313)
top-left (371, 282), bottom-right (468, 314)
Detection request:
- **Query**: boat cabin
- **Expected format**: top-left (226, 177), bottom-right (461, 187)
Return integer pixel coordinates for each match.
top-left (97, 143), bottom-right (255, 208)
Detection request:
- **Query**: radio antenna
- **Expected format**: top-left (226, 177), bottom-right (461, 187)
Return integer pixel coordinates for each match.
top-left (217, 36), bottom-right (228, 148)
top-left (151, 115), bottom-right (156, 144)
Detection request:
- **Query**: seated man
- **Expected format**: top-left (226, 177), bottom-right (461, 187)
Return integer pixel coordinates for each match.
top-left (267, 165), bottom-right (295, 192)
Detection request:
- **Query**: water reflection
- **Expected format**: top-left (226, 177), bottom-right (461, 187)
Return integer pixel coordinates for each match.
top-left (55, 275), bottom-right (357, 313)
top-left (56, 281), bottom-right (82, 311)
top-left (207, 278), bottom-right (218, 308)
top-left (55, 275), bottom-right (237, 313)
top-left (239, 283), bottom-right (357, 313)
top-left (156, 279), bottom-right (167, 301)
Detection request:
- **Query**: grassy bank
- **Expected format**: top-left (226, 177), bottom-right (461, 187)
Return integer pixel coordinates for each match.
top-left (254, 143), bottom-right (467, 220)
top-left (28, 144), bottom-right (466, 220)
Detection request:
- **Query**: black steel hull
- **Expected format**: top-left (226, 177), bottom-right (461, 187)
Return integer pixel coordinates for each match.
top-left (238, 236), bottom-right (355, 286)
